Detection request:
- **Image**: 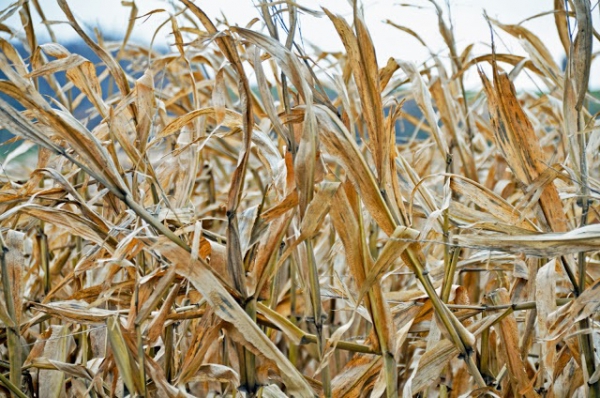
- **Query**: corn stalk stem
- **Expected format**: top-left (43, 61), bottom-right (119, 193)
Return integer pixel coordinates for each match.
top-left (0, 236), bottom-right (21, 397)
top-left (575, 59), bottom-right (599, 392)
top-left (479, 328), bottom-right (493, 383)
top-left (134, 270), bottom-right (147, 397)
top-left (306, 239), bottom-right (330, 397)
top-left (439, 156), bottom-right (454, 396)
top-left (135, 323), bottom-right (146, 397)
top-left (441, 237), bottom-right (459, 305)
top-left (164, 324), bottom-right (174, 383)
top-left (441, 153), bottom-right (454, 304)
top-left (36, 226), bottom-right (49, 295)
top-left (241, 299), bottom-right (257, 395)
top-left (288, 259), bottom-right (299, 367)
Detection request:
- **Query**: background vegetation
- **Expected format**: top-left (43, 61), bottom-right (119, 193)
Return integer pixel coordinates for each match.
top-left (0, 0), bottom-right (599, 397)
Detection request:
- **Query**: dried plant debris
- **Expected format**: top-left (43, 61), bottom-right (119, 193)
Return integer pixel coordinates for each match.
top-left (0, 0), bottom-right (599, 397)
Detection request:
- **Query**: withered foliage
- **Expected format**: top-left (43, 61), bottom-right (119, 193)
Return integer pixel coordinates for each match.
top-left (0, 0), bottom-right (599, 397)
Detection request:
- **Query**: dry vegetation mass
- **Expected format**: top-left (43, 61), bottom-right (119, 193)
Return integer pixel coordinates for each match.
top-left (1, 0), bottom-right (600, 397)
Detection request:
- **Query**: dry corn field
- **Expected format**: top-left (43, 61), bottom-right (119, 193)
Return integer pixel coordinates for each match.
top-left (1, 0), bottom-right (600, 397)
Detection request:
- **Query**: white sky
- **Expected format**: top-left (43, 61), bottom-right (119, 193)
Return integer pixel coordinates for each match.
top-left (4, 1), bottom-right (600, 89)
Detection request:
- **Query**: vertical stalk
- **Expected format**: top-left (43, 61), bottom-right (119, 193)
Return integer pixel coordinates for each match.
top-left (238, 240), bottom-right (257, 396)
top-left (480, 328), bottom-right (493, 383)
top-left (36, 225), bottom-right (49, 296)
top-left (440, 162), bottom-right (456, 396)
top-left (80, 324), bottom-right (90, 394)
top-left (441, 156), bottom-right (456, 304)
top-left (0, 235), bottom-right (21, 397)
top-left (575, 67), bottom-right (598, 396)
top-left (221, 332), bottom-right (230, 395)
top-left (135, 323), bottom-right (146, 397)
top-left (243, 299), bottom-right (257, 396)
top-left (164, 323), bottom-right (174, 383)
top-left (288, 258), bottom-right (299, 367)
top-left (306, 239), bottom-right (331, 397)
top-left (577, 174), bottom-right (598, 395)
top-left (134, 264), bottom-right (146, 397)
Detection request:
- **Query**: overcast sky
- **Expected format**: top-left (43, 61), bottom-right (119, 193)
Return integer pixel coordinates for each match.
top-left (4, 1), bottom-right (600, 89)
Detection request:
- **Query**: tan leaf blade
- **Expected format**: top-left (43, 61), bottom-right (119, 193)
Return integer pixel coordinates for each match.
top-left (456, 224), bottom-right (600, 257)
